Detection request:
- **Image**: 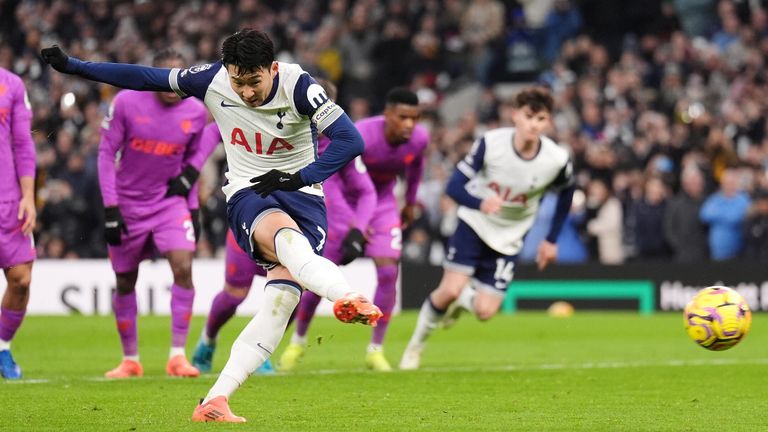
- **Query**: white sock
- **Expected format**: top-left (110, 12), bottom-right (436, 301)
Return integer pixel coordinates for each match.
top-left (290, 333), bottom-right (307, 346)
top-left (274, 228), bottom-right (351, 302)
top-left (124, 355), bottom-right (139, 362)
top-left (201, 329), bottom-right (213, 345)
top-left (0, 339), bottom-right (10, 351)
top-left (204, 281), bottom-right (300, 404)
top-left (169, 347), bottom-right (186, 359)
top-left (456, 285), bottom-right (477, 314)
top-left (408, 297), bottom-right (444, 347)
top-left (367, 343), bottom-right (383, 353)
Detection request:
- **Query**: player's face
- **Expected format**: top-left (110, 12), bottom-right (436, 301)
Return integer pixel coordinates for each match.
top-left (512, 106), bottom-right (551, 145)
top-left (226, 62), bottom-right (278, 107)
top-left (155, 58), bottom-right (185, 105)
top-left (384, 104), bottom-right (421, 145)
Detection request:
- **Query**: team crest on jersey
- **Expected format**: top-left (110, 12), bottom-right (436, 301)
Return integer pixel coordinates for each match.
top-left (180, 63), bottom-right (213, 77)
top-left (276, 111), bottom-right (286, 129)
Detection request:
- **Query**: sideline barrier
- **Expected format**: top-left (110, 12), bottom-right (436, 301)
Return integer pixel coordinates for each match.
top-left (401, 262), bottom-right (768, 312)
top-left (502, 280), bottom-right (656, 315)
top-left (0, 259), bottom-right (389, 316)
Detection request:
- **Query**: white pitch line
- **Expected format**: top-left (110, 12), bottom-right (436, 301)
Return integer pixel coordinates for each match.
top-left (6, 358), bottom-right (768, 385)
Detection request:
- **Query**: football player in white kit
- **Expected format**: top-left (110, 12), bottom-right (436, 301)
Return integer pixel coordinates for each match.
top-left (42, 29), bottom-right (383, 423)
top-left (399, 87), bottom-right (575, 370)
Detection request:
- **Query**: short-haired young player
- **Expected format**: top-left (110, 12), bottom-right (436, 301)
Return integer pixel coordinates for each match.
top-left (282, 87), bottom-right (428, 372)
top-left (191, 79), bottom-right (370, 376)
top-left (399, 87), bottom-right (575, 370)
top-left (97, 49), bottom-right (213, 378)
top-left (42, 29), bottom-right (382, 422)
top-left (0, 67), bottom-right (36, 380)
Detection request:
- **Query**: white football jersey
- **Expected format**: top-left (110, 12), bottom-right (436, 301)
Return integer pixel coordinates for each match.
top-left (456, 127), bottom-right (572, 255)
top-left (168, 61), bottom-right (344, 201)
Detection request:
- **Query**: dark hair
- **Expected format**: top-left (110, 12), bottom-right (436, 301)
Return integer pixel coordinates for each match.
top-left (385, 87), bottom-right (419, 107)
top-left (514, 87), bottom-right (554, 113)
top-left (152, 49), bottom-right (186, 67)
top-left (221, 29), bottom-right (275, 74)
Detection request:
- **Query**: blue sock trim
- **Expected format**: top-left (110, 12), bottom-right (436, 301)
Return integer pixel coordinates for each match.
top-left (427, 296), bottom-right (446, 315)
top-left (266, 279), bottom-right (303, 296)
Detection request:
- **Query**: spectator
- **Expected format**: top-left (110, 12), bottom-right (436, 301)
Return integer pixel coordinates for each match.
top-left (663, 167), bottom-right (709, 262)
top-left (627, 177), bottom-right (671, 260)
top-left (700, 167), bottom-right (751, 260)
top-left (584, 178), bottom-right (625, 264)
top-left (743, 188), bottom-right (768, 261)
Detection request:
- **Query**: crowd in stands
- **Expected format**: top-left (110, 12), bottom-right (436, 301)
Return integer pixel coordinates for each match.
top-left (3, 0), bottom-right (768, 264)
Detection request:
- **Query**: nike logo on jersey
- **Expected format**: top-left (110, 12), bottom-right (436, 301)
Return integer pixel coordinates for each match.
top-left (278, 177), bottom-right (291, 183)
top-left (256, 343), bottom-right (273, 356)
top-left (220, 100), bottom-right (239, 108)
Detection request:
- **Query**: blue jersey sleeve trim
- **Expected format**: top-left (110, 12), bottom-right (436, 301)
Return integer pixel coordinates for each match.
top-left (457, 137), bottom-right (486, 178)
top-left (298, 114), bottom-right (363, 184)
top-left (174, 62), bottom-right (221, 100)
top-left (293, 73), bottom-right (330, 116)
top-left (68, 58), bottom-right (173, 91)
top-left (546, 184), bottom-right (575, 243)
top-left (446, 169), bottom-right (483, 210)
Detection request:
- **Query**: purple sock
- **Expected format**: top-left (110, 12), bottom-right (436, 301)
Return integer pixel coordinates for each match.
top-left (205, 290), bottom-right (245, 340)
top-left (295, 291), bottom-right (322, 337)
top-left (0, 307), bottom-right (26, 342)
top-left (372, 264), bottom-right (398, 345)
top-left (171, 284), bottom-right (195, 348)
top-left (112, 292), bottom-right (138, 356)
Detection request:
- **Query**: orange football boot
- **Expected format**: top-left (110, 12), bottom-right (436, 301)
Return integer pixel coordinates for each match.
top-left (333, 293), bottom-right (383, 326)
top-left (166, 354), bottom-right (200, 377)
top-left (104, 359), bottom-right (143, 378)
top-left (191, 396), bottom-right (246, 423)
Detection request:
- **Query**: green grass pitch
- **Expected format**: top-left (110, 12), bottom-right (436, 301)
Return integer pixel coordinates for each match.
top-left (2, 311), bottom-right (765, 431)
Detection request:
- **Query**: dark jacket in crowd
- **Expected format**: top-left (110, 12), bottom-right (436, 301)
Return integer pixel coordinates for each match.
top-left (663, 192), bottom-right (709, 262)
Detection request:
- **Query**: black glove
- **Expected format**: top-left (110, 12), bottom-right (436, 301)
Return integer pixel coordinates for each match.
top-left (249, 169), bottom-right (304, 198)
top-left (104, 206), bottom-right (128, 246)
top-left (190, 208), bottom-right (201, 243)
top-left (166, 166), bottom-right (199, 198)
top-left (40, 45), bottom-right (71, 73)
top-left (340, 228), bottom-right (367, 265)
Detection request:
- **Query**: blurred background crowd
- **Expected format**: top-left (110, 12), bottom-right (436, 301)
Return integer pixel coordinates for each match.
top-left (3, 0), bottom-right (768, 264)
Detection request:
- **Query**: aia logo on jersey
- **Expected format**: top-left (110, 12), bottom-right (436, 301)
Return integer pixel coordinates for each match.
top-left (489, 181), bottom-right (528, 206)
top-left (230, 127), bottom-right (294, 155)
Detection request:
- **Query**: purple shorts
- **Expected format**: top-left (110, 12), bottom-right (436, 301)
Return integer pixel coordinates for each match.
top-left (365, 198), bottom-right (401, 259)
top-left (322, 228), bottom-right (344, 265)
top-left (225, 229), bottom-right (265, 288)
top-left (0, 201), bottom-right (36, 269)
top-left (107, 200), bottom-right (195, 273)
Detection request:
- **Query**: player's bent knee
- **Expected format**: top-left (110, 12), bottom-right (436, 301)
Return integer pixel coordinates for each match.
top-left (7, 273), bottom-right (31, 292)
top-left (475, 308), bottom-right (497, 322)
top-left (475, 296), bottom-right (502, 321)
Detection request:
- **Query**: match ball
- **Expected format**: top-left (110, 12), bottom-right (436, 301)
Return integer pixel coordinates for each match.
top-left (684, 286), bottom-right (751, 351)
top-left (547, 301), bottom-right (574, 318)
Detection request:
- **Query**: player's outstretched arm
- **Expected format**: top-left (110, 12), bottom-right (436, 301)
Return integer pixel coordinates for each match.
top-left (299, 114), bottom-right (364, 185)
top-left (41, 45), bottom-right (175, 92)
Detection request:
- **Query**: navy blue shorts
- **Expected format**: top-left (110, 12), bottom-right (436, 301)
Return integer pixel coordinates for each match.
top-left (227, 188), bottom-right (327, 269)
top-left (444, 219), bottom-right (517, 294)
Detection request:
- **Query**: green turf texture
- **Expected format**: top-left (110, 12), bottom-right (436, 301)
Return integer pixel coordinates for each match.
top-left (2, 311), bottom-right (764, 431)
